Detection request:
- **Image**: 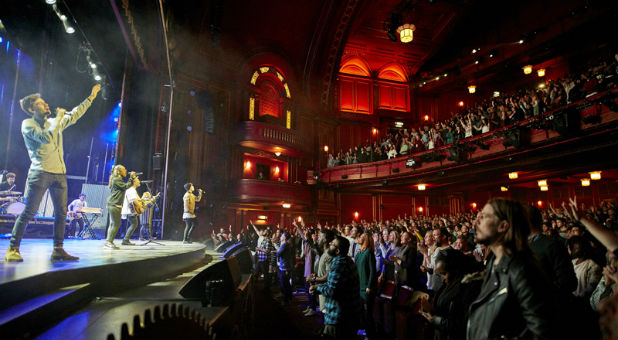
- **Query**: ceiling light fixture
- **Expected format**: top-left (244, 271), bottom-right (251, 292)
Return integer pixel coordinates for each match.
top-left (540, 185), bottom-right (548, 191)
top-left (537, 179), bottom-right (547, 187)
top-left (523, 65), bottom-right (533, 75)
top-left (581, 178), bottom-right (590, 187)
top-left (396, 24), bottom-right (415, 43)
top-left (537, 68), bottom-right (546, 77)
top-left (508, 172), bottom-right (518, 179)
top-left (589, 171), bottom-right (601, 180)
top-left (417, 184), bottom-right (426, 190)
top-left (468, 85), bottom-right (476, 94)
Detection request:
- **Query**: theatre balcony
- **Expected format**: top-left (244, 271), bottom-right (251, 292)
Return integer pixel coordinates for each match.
top-left (232, 121), bottom-right (309, 157)
top-left (230, 178), bottom-right (312, 208)
top-left (319, 91), bottom-right (618, 190)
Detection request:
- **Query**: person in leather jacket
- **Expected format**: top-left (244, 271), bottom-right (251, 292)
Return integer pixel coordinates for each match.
top-left (467, 198), bottom-right (555, 340)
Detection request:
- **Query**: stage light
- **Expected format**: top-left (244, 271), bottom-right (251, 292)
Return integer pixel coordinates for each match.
top-left (537, 68), bottom-right (546, 77)
top-left (468, 85), bottom-right (476, 94)
top-left (589, 171), bottom-right (601, 180)
top-left (472, 49), bottom-right (477, 54)
top-left (282, 203), bottom-right (291, 209)
top-left (474, 60), bottom-right (479, 65)
top-left (489, 54), bottom-right (494, 58)
top-left (45, 0), bottom-right (57, 4)
top-left (60, 14), bottom-right (67, 21)
top-left (94, 74), bottom-right (102, 81)
top-left (417, 184), bottom-right (426, 190)
top-left (90, 63), bottom-right (97, 69)
top-left (0, 36), bottom-right (3, 44)
top-left (443, 73), bottom-right (447, 77)
top-left (581, 178), bottom-right (590, 187)
top-left (274, 152), bottom-right (281, 157)
top-left (523, 65), bottom-right (532, 75)
top-left (537, 179), bottom-right (547, 187)
top-left (508, 172), bottom-right (518, 179)
top-left (519, 39), bottom-right (524, 44)
top-left (65, 26), bottom-right (75, 34)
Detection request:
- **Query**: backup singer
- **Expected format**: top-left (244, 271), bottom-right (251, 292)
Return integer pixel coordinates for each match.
top-left (104, 165), bottom-right (136, 249)
top-left (182, 183), bottom-right (202, 244)
top-left (120, 177), bottom-right (141, 245)
top-left (67, 193), bottom-right (88, 238)
top-left (5, 84), bottom-right (100, 262)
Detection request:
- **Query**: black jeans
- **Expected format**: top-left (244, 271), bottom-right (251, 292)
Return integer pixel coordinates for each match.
top-left (279, 269), bottom-right (293, 302)
top-left (11, 170), bottom-right (68, 248)
top-left (69, 217), bottom-right (85, 237)
top-left (183, 218), bottom-right (197, 242)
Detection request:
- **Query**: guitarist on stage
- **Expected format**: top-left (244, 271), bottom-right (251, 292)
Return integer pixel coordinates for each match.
top-left (67, 193), bottom-right (87, 238)
top-left (120, 177), bottom-right (141, 245)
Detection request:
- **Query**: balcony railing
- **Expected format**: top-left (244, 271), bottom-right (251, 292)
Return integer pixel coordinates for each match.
top-left (231, 179), bottom-right (312, 206)
top-left (233, 121), bottom-right (308, 156)
top-left (320, 90), bottom-right (618, 184)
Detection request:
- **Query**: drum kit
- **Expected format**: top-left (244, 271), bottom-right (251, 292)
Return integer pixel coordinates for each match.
top-left (0, 190), bottom-right (25, 216)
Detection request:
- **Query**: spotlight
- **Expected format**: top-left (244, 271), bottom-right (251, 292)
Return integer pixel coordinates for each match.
top-left (90, 63), bottom-right (97, 69)
top-left (65, 26), bottom-right (75, 34)
top-left (518, 39), bottom-right (524, 44)
top-left (94, 74), bottom-right (102, 81)
top-left (60, 14), bottom-right (67, 21)
top-left (45, 0), bottom-right (57, 4)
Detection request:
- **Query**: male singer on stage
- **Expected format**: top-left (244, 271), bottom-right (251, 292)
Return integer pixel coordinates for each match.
top-left (120, 177), bottom-right (141, 245)
top-left (104, 164), bottom-right (136, 249)
top-left (67, 193), bottom-right (88, 238)
top-left (182, 183), bottom-right (203, 244)
top-left (4, 84), bottom-right (101, 262)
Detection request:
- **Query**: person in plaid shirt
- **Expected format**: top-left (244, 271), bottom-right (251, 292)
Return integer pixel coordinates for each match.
top-left (251, 220), bottom-right (273, 291)
top-left (310, 235), bottom-right (361, 339)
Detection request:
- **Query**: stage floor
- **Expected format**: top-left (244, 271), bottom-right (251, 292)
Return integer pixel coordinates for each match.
top-left (0, 239), bottom-right (206, 285)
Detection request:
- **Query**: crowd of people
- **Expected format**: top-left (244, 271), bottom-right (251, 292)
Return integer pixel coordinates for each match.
top-left (327, 54), bottom-right (618, 168)
top-left (212, 197), bottom-right (617, 340)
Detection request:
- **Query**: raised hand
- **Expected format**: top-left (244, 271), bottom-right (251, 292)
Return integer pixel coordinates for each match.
top-left (90, 84), bottom-right (101, 99)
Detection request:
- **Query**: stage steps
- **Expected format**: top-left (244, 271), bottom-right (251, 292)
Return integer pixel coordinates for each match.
top-left (0, 283), bottom-right (93, 338)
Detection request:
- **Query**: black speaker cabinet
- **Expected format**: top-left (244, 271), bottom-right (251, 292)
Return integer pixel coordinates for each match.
top-left (178, 257), bottom-right (241, 306)
top-left (224, 246), bottom-right (252, 274)
top-left (214, 240), bottom-right (234, 253)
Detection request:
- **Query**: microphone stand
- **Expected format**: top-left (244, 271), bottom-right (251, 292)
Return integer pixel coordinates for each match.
top-left (140, 180), bottom-right (163, 246)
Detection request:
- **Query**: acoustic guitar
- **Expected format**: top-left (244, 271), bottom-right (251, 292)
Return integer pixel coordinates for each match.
top-left (132, 193), bottom-right (160, 214)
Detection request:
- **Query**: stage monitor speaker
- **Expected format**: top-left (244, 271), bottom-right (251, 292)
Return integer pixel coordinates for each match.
top-left (214, 240), bottom-right (234, 253)
top-left (178, 257), bottom-right (241, 306)
top-left (225, 247), bottom-right (252, 274)
top-left (222, 243), bottom-right (245, 258)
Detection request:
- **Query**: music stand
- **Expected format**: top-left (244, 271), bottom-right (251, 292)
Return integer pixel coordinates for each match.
top-left (140, 180), bottom-right (163, 246)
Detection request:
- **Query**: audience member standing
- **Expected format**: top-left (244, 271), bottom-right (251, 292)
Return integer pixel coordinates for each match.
top-left (310, 236), bottom-right (361, 340)
top-left (355, 232), bottom-right (377, 340)
top-left (277, 231), bottom-right (295, 305)
top-left (467, 198), bottom-right (555, 340)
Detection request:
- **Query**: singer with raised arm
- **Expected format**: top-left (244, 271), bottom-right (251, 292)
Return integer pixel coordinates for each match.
top-left (182, 183), bottom-right (202, 244)
top-left (4, 84), bottom-right (101, 262)
top-left (104, 165), bottom-right (136, 249)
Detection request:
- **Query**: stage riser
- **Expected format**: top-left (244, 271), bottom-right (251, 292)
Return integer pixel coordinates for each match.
top-left (0, 248), bottom-right (206, 311)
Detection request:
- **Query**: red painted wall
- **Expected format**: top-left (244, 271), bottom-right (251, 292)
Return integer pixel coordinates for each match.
top-left (381, 194), bottom-right (413, 220)
top-left (340, 193), bottom-right (373, 224)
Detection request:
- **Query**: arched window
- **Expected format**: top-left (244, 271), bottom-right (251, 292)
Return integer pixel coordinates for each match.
top-left (376, 63), bottom-right (409, 112)
top-left (248, 66), bottom-right (292, 128)
top-left (338, 57), bottom-right (372, 114)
